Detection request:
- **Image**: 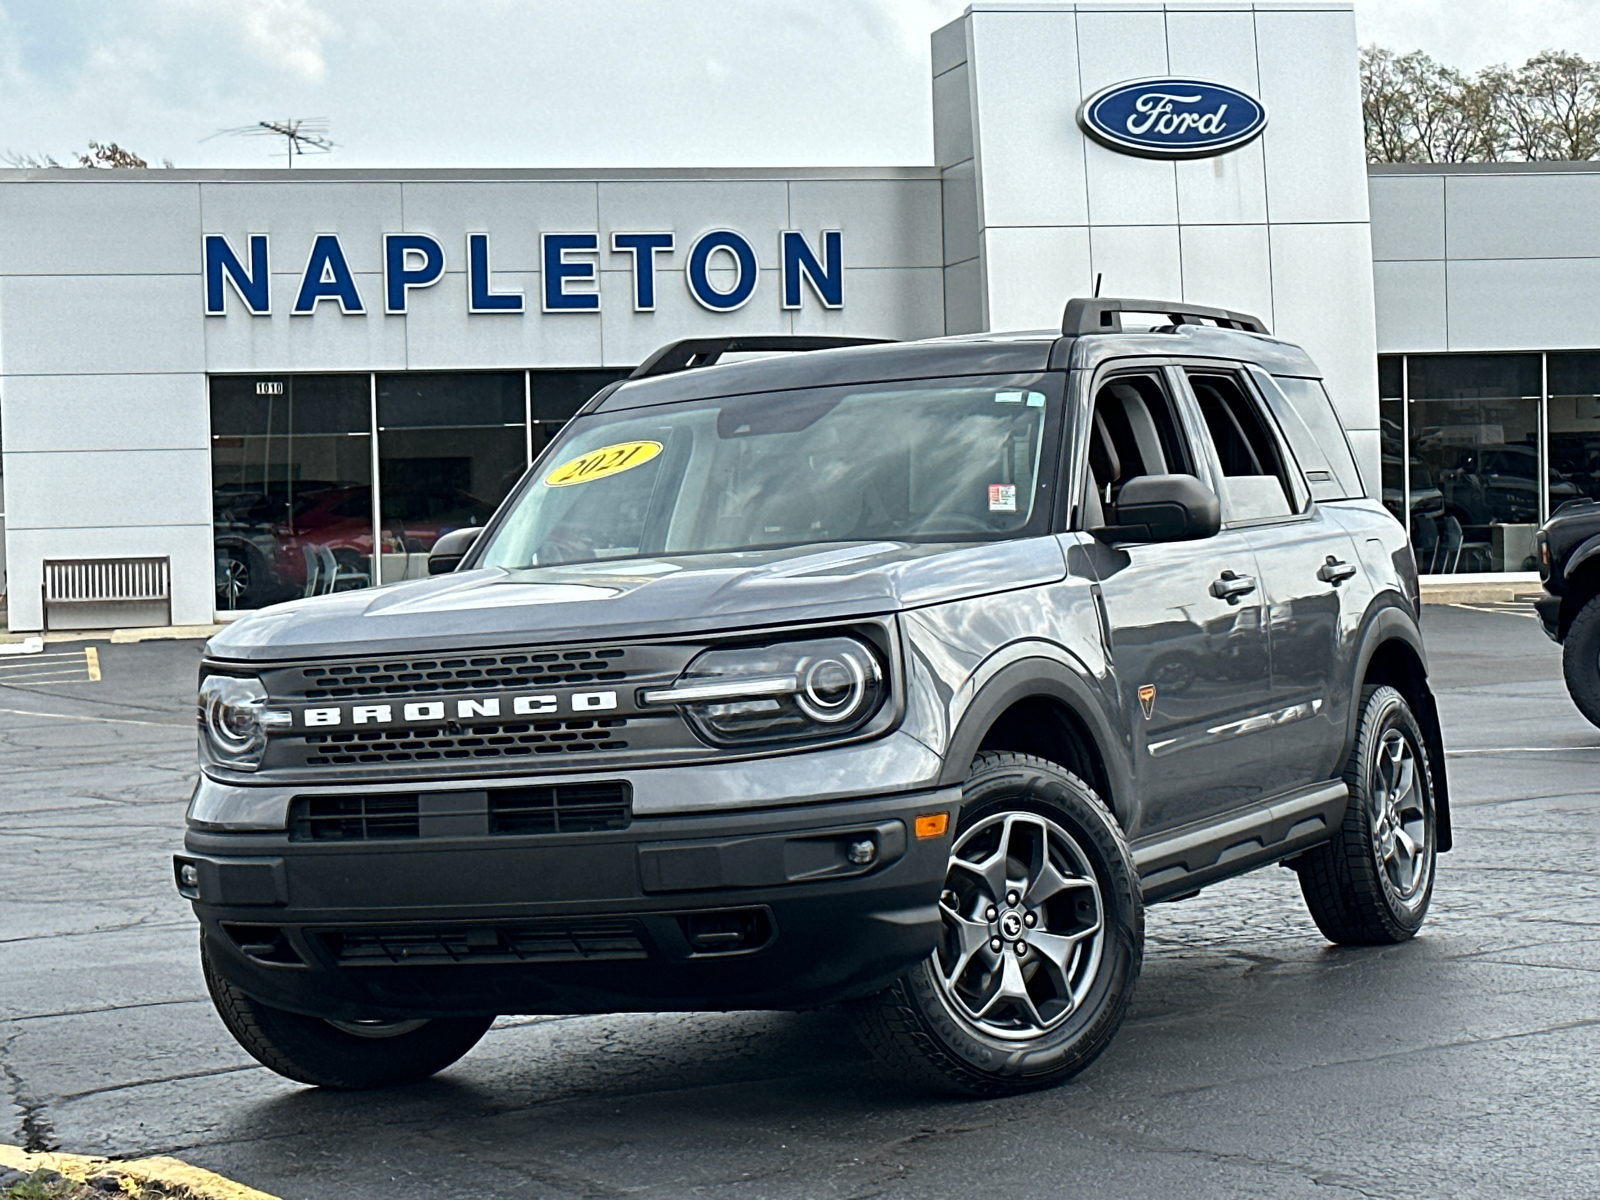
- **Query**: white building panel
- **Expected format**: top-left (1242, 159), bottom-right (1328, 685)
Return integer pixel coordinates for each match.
top-left (964, 10), bottom-right (1088, 229)
top-left (1177, 224), bottom-right (1274, 326)
top-left (3, 448), bottom-right (211, 532)
top-left (202, 273), bottom-right (407, 373)
top-left (791, 267), bottom-right (945, 341)
top-left (980, 226), bottom-right (1092, 332)
top-left (786, 180), bottom-right (943, 269)
top-left (596, 181), bottom-right (789, 261)
top-left (0, 374), bottom-right (208, 454)
top-left (1443, 171), bottom-right (1600, 262)
top-left (0, 181), bottom-right (201, 276)
top-left (1090, 225), bottom-right (1185, 303)
top-left (4, 525), bottom-right (214, 630)
top-left (1368, 174), bottom-right (1445, 262)
top-left (1372, 260), bottom-right (1447, 353)
top-left (0, 274), bottom-right (205, 375)
top-left (1446, 256), bottom-right (1600, 352)
top-left (1254, 8), bottom-right (1370, 225)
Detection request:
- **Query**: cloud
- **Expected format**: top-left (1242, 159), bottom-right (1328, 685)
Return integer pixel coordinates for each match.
top-left (162, 0), bottom-right (339, 82)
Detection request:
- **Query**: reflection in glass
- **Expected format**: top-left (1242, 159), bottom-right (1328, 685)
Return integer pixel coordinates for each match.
top-left (210, 375), bottom-right (373, 611)
top-left (1406, 354), bottom-right (1544, 574)
top-left (376, 372), bottom-right (524, 584)
top-left (1547, 351), bottom-right (1600, 508)
top-left (1378, 356), bottom-right (1405, 526)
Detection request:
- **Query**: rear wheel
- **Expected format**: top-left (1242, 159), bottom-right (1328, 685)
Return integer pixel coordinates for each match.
top-left (1562, 595), bottom-right (1600, 730)
top-left (202, 945), bottom-right (493, 1089)
top-left (848, 752), bottom-right (1142, 1095)
top-left (1296, 685), bottom-right (1436, 945)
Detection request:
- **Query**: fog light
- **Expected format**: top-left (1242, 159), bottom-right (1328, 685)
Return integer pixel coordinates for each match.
top-left (846, 838), bottom-right (877, 866)
top-left (179, 864), bottom-right (200, 889)
top-left (914, 812), bottom-right (950, 839)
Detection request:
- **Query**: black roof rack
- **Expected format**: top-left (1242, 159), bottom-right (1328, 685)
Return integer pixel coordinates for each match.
top-left (628, 335), bottom-right (893, 380)
top-left (1062, 297), bottom-right (1269, 336)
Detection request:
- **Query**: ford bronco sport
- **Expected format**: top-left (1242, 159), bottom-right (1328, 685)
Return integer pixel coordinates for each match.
top-left (178, 297), bottom-right (1449, 1095)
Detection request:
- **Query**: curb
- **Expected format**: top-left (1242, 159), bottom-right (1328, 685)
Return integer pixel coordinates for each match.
top-left (0, 1145), bottom-right (279, 1200)
top-left (0, 625), bottom-right (222, 647)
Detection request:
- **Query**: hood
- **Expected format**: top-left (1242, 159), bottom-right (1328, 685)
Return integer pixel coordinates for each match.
top-left (207, 538), bottom-right (1068, 662)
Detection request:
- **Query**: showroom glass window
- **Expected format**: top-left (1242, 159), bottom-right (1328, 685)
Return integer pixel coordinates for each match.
top-left (1547, 353), bottom-right (1600, 508)
top-left (209, 369), bottom-right (627, 611)
top-left (210, 375), bottom-right (372, 611)
top-left (1406, 354), bottom-right (1542, 574)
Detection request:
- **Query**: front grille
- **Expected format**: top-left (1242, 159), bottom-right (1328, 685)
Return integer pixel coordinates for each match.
top-left (289, 782), bottom-right (631, 841)
top-left (323, 920), bottom-right (647, 966)
top-left (302, 717), bottom-right (629, 766)
top-left (297, 649), bottom-right (628, 700)
top-left (294, 794), bottom-right (420, 841)
top-left (489, 783), bottom-right (631, 834)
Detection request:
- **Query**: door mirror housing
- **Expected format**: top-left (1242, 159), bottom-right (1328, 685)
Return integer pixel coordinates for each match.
top-left (1093, 474), bottom-right (1221, 543)
top-left (427, 526), bottom-right (483, 575)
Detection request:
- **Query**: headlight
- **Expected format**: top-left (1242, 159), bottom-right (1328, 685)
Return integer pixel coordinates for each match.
top-left (643, 636), bottom-right (886, 747)
top-left (198, 674), bottom-right (288, 772)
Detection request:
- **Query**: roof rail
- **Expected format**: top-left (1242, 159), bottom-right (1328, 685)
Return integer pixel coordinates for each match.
top-left (628, 335), bottom-right (893, 380)
top-left (1061, 297), bottom-right (1269, 336)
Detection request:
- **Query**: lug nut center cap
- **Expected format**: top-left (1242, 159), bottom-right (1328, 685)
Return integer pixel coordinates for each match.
top-left (999, 911), bottom-right (1024, 940)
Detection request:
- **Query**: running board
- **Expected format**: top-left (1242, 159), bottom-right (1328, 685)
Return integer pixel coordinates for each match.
top-left (1131, 781), bottom-right (1349, 904)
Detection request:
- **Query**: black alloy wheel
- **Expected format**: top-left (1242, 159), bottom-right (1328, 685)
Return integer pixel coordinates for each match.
top-left (848, 752), bottom-right (1143, 1095)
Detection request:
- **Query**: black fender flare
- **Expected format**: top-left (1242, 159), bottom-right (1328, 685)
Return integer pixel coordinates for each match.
top-left (1565, 531), bottom-right (1600, 584)
top-left (934, 652), bottom-right (1136, 834)
top-left (1347, 597), bottom-right (1452, 853)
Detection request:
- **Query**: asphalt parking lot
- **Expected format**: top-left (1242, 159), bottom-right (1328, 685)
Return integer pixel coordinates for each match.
top-left (3, 603), bottom-right (1598, 1200)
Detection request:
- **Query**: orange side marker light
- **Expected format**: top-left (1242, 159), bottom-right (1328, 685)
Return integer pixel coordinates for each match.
top-left (915, 812), bottom-right (950, 840)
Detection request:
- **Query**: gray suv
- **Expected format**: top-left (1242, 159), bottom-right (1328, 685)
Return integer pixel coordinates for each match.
top-left (178, 298), bottom-right (1449, 1096)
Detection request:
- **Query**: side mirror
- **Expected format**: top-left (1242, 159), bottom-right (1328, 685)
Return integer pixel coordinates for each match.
top-left (1093, 474), bottom-right (1221, 543)
top-left (427, 527), bottom-right (483, 575)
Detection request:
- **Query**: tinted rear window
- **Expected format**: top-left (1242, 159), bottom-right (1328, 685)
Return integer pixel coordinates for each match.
top-left (1260, 373), bottom-right (1366, 502)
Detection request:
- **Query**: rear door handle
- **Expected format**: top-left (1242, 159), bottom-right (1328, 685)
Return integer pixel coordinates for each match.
top-left (1210, 570), bottom-right (1257, 603)
top-left (1317, 556), bottom-right (1358, 585)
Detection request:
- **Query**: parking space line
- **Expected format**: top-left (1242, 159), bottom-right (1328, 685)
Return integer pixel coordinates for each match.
top-left (0, 647), bottom-right (101, 686)
top-left (1447, 746), bottom-right (1600, 756)
top-left (1446, 603), bottom-right (1540, 620)
top-left (85, 646), bottom-right (101, 681)
top-left (0, 706), bottom-right (188, 730)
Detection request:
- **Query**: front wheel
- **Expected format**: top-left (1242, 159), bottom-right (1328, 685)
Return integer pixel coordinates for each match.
top-left (1296, 685), bottom-right (1437, 945)
top-left (202, 945), bottom-right (493, 1089)
top-left (1562, 595), bottom-right (1600, 730)
top-left (848, 752), bottom-right (1143, 1095)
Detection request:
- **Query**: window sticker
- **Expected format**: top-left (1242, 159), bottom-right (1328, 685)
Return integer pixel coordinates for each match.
top-left (1026, 391), bottom-right (1046, 407)
top-left (995, 391), bottom-right (1023, 404)
top-left (543, 440), bottom-right (663, 487)
top-left (988, 483), bottom-right (1017, 513)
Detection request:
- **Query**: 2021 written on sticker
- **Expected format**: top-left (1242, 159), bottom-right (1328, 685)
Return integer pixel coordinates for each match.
top-left (544, 440), bottom-right (663, 487)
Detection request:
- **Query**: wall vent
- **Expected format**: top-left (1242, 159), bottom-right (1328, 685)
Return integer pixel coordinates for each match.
top-left (42, 557), bottom-right (171, 630)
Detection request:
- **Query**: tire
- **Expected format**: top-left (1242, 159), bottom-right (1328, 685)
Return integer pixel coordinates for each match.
top-left (847, 752), bottom-right (1143, 1096)
top-left (1562, 595), bottom-right (1600, 730)
top-left (1296, 685), bottom-right (1437, 945)
top-left (202, 945), bottom-right (493, 1089)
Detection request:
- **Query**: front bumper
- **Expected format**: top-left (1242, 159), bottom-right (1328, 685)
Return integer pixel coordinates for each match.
top-left (1534, 590), bottom-right (1562, 642)
top-left (180, 788), bottom-right (958, 1021)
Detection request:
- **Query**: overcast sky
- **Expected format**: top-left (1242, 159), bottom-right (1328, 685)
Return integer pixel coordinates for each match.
top-left (0, 0), bottom-right (1595, 170)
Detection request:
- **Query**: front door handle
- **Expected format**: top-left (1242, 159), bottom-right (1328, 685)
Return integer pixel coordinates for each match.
top-left (1317, 556), bottom-right (1358, 585)
top-left (1210, 570), bottom-right (1257, 603)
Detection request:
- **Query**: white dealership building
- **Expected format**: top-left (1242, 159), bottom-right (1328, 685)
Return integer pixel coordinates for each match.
top-left (1, 2), bottom-right (1596, 632)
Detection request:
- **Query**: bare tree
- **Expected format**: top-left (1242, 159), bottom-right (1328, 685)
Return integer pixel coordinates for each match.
top-left (1362, 46), bottom-right (1600, 163)
top-left (2, 142), bottom-right (172, 169)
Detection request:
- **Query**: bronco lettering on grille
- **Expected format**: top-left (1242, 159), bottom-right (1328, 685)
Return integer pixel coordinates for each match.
top-left (299, 690), bottom-right (618, 729)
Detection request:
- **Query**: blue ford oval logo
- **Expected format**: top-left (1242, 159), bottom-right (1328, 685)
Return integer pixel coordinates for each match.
top-left (1078, 77), bottom-right (1268, 159)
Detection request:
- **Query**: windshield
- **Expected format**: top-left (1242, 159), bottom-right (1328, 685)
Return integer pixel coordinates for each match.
top-left (477, 374), bottom-right (1064, 569)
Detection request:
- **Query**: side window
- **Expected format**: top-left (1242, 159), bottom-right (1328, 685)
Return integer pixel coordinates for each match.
top-left (1265, 373), bottom-right (1365, 501)
top-left (1187, 371), bottom-right (1304, 522)
top-left (1083, 372), bottom-right (1196, 528)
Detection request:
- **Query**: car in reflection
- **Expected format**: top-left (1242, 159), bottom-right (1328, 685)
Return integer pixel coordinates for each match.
top-left (213, 483), bottom-right (495, 609)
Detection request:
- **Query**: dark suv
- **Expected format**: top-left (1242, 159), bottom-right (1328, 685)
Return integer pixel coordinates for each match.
top-left (178, 298), bottom-right (1449, 1096)
top-left (1534, 498), bottom-right (1600, 728)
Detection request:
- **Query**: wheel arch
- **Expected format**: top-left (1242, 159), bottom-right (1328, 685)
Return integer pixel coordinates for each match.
top-left (1349, 607), bottom-right (1452, 853)
top-left (1558, 537), bottom-right (1600, 638)
top-left (935, 656), bottom-right (1133, 834)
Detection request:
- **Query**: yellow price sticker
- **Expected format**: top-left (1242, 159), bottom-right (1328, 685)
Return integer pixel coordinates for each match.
top-left (543, 440), bottom-right (663, 487)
